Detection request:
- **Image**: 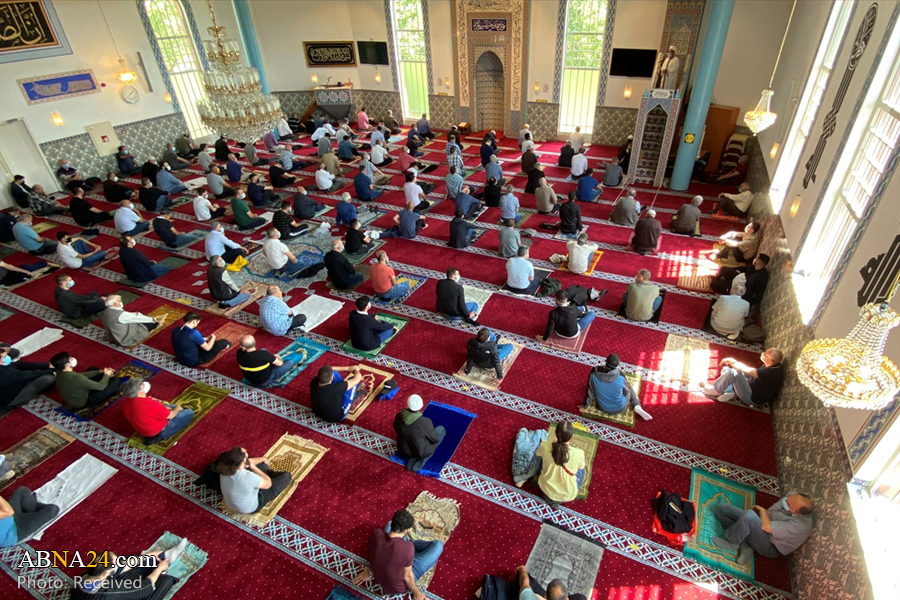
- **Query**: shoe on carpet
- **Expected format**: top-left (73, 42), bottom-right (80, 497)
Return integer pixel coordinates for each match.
top-left (717, 391), bottom-right (736, 403)
top-left (712, 536), bottom-right (739, 551)
top-left (700, 383), bottom-right (721, 398)
top-left (736, 542), bottom-right (753, 565)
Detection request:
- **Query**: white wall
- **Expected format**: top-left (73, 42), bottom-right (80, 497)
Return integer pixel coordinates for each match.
top-left (604, 0), bottom-right (667, 109)
top-left (527, 0), bottom-right (559, 103)
top-left (428, 0), bottom-right (455, 96)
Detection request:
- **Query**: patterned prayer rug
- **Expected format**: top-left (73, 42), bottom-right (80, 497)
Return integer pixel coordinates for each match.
top-left (684, 468), bottom-right (756, 580)
top-left (543, 321), bottom-right (592, 354)
top-left (345, 364), bottom-right (395, 421)
top-left (127, 382), bottom-right (230, 455)
top-left (272, 337), bottom-right (329, 387)
top-left (204, 281), bottom-right (268, 318)
top-left (0, 425), bottom-right (75, 490)
top-left (404, 491), bottom-right (461, 589)
top-left (167, 195), bottom-right (195, 210)
top-left (143, 532), bottom-right (208, 600)
top-left (114, 289), bottom-right (142, 305)
top-left (31, 222), bottom-right (57, 234)
top-left (389, 401), bottom-right (477, 478)
top-left (135, 305), bottom-right (190, 347)
top-left (0, 245), bottom-right (16, 260)
top-left (525, 522), bottom-right (604, 600)
top-left (533, 422), bottom-right (599, 500)
top-left (357, 207), bottom-right (388, 228)
top-left (55, 360), bottom-right (162, 421)
top-left (340, 313), bottom-right (409, 358)
top-left (461, 285), bottom-right (492, 319)
top-left (579, 373), bottom-right (642, 429)
top-left (5, 261), bottom-right (61, 291)
top-left (454, 341), bottom-right (523, 391)
top-left (242, 240), bottom-right (263, 257)
top-left (371, 272), bottom-right (427, 305)
top-left (501, 268), bottom-right (550, 297)
top-left (659, 334), bottom-right (712, 387)
top-left (553, 225), bottom-right (590, 241)
top-left (198, 321), bottom-right (256, 368)
top-left (709, 243), bottom-right (746, 268)
top-left (223, 434), bottom-right (328, 526)
top-left (324, 586), bottom-right (366, 600)
top-left (12, 327), bottom-right (64, 358)
top-left (498, 209), bottom-right (535, 228)
top-left (160, 229), bottom-right (208, 252)
top-left (558, 250), bottom-right (603, 275)
top-left (343, 239), bottom-right (386, 266)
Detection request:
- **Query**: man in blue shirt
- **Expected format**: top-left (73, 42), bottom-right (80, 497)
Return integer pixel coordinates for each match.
top-left (505, 246), bottom-right (535, 293)
top-left (205, 222), bottom-right (247, 263)
top-left (369, 125), bottom-right (386, 147)
top-left (335, 192), bottom-right (358, 226)
top-left (258, 285), bottom-right (306, 335)
top-left (576, 167), bottom-right (601, 201)
top-left (225, 153), bottom-right (248, 183)
top-left (119, 235), bottom-right (170, 283)
top-left (500, 185), bottom-right (521, 222)
top-left (171, 312), bottom-right (231, 367)
top-left (445, 166), bottom-right (464, 199)
top-left (12, 213), bottom-right (56, 255)
top-left (416, 114), bottom-right (435, 140)
top-left (384, 202), bottom-right (427, 239)
top-left (480, 140), bottom-right (494, 167)
top-left (354, 169), bottom-right (381, 202)
top-left (156, 164), bottom-right (188, 195)
top-left (486, 155), bottom-right (505, 186)
top-left (455, 185), bottom-right (483, 220)
top-left (339, 138), bottom-right (360, 161)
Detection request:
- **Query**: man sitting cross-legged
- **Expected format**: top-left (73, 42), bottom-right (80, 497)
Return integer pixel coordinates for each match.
top-left (701, 348), bottom-right (784, 407)
top-left (537, 289), bottom-right (597, 343)
top-left (262, 227), bottom-right (304, 278)
top-left (350, 295), bottom-right (397, 350)
top-left (310, 364), bottom-right (365, 423)
top-left (236, 334), bottom-right (296, 389)
top-left (56, 231), bottom-right (106, 270)
top-left (324, 239), bottom-right (364, 289)
top-left (258, 285), bottom-right (307, 336)
top-left (582, 352), bottom-right (652, 420)
top-left (54, 274), bottom-right (106, 319)
top-left (516, 565), bottom-right (586, 600)
top-left (352, 508), bottom-right (444, 600)
top-left (394, 394), bottom-right (446, 473)
top-left (216, 446), bottom-right (292, 515)
top-left (465, 327), bottom-right (512, 380)
top-left (0, 488), bottom-right (59, 549)
top-left (369, 251), bottom-right (409, 301)
top-left (171, 311), bottom-right (231, 367)
top-left (119, 235), bottom-right (169, 283)
top-left (51, 351), bottom-right (121, 412)
top-left (120, 377), bottom-right (195, 445)
top-left (437, 267), bottom-right (480, 326)
top-left (622, 269), bottom-right (660, 322)
top-left (207, 255), bottom-right (252, 308)
top-left (345, 219), bottom-right (376, 255)
top-left (101, 294), bottom-right (163, 347)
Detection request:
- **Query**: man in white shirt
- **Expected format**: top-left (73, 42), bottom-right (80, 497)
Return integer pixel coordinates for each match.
top-left (568, 148), bottom-right (588, 181)
top-left (114, 200), bottom-right (149, 236)
top-left (371, 140), bottom-right (392, 168)
top-left (568, 126), bottom-right (585, 152)
top-left (315, 162), bottom-right (342, 193)
top-left (193, 191), bottom-right (227, 221)
top-left (715, 182), bottom-right (753, 216)
top-left (710, 280), bottom-right (750, 340)
top-left (403, 171), bottom-right (431, 213)
top-left (55, 231), bottom-right (106, 269)
top-left (263, 227), bottom-right (303, 277)
top-left (506, 246), bottom-right (535, 293)
top-left (276, 114), bottom-right (297, 141)
top-left (518, 124), bottom-right (531, 149)
top-left (565, 234), bottom-right (599, 275)
top-left (311, 123), bottom-right (336, 142)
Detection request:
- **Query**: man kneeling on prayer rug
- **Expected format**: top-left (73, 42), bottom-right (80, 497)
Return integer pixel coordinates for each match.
top-left (394, 394), bottom-right (447, 473)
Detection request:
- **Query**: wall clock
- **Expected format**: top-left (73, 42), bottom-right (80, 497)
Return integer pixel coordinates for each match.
top-left (121, 85), bottom-right (139, 104)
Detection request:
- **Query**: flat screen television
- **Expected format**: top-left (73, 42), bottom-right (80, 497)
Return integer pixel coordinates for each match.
top-left (357, 41), bottom-right (390, 65)
top-left (609, 48), bottom-right (658, 78)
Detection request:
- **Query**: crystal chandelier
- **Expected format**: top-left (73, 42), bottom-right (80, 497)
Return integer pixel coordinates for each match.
top-left (197, 0), bottom-right (281, 142)
top-left (743, 0), bottom-right (796, 135)
top-left (797, 303), bottom-right (900, 410)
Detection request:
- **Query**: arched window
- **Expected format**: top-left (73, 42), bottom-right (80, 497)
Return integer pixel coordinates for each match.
top-left (390, 0), bottom-right (429, 120)
top-left (559, 0), bottom-right (608, 135)
top-left (139, 0), bottom-right (211, 138)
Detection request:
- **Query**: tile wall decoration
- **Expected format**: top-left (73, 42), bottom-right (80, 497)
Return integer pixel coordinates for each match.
top-left (592, 106), bottom-right (638, 146)
top-left (40, 112), bottom-right (189, 182)
top-left (428, 94), bottom-right (457, 130)
top-left (526, 102), bottom-right (560, 142)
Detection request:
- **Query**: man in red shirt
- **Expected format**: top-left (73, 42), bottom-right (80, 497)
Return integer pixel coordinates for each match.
top-left (369, 251), bottom-right (409, 301)
top-left (352, 509), bottom-right (443, 600)
top-left (120, 378), bottom-right (195, 445)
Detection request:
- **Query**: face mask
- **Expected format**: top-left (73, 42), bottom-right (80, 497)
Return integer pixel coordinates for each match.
top-left (238, 194), bottom-right (246, 201)
top-left (141, 382), bottom-right (151, 394)
top-left (66, 280), bottom-right (74, 288)
top-left (123, 150), bottom-right (129, 154)
top-left (62, 163), bottom-right (70, 169)
top-left (1, 356), bottom-right (10, 366)
top-left (113, 176), bottom-right (119, 182)
top-left (276, 231), bottom-right (281, 239)
top-left (165, 165), bottom-right (171, 171)
top-left (781, 498), bottom-right (791, 512)
top-left (760, 353), bottom-right (767, 363)
top-left (68, 357), bottom-right (77, 368)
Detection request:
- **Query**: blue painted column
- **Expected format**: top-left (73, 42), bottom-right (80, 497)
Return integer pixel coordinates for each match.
top-left (669, 0), bottom-right (735, 190)
top-left (231, 0), bottom-right (269, 93)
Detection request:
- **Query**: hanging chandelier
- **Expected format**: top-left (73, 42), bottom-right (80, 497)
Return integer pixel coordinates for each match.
top-left (743, 0), bottom-right (797, 135)
top-left (197, 0), bottom-right (281, 142)
top-left (797, 302), bottom-right (900, 410)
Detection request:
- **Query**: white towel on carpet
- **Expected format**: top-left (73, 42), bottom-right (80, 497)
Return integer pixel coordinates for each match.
top-left (29, 454), bottom-right (118, 541)
top-left (12, 327), bottom-right (64, 359)
top-left (292, 294), bottom-right (343, 331)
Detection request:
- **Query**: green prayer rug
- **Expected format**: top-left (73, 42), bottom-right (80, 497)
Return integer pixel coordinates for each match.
top-left (531, 422), bottom-right (599, 500)
top-left (157, 255), bottom-right (191, 271)
top-left (684, 468), bottom-right (756, 580)
top-left (498, 208), bottom-right (535, 228)
top-left (340, 313), bottom-right (409, 357)
top-left (579, 373), bottom-right (641, 429)
top-left (168, 196), bottom-right (194, 210)
top-left (127, 382), bottom-right (230, 455)
top-left (343, 239), bottom-right (386, 265)
top-left (142, 531), bottom-right (207, 600)
top-left (0, 245), bottom-right (16, 260)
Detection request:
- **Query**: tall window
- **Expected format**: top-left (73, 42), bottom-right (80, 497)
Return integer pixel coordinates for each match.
top-left (769, 1), bottom-right (854, 212)
top-left (559, 0), bottom-right (608, 135)
top-left (390, 0), bottom-right (429, 120)
top-left (793, 25), bottom-right (900, 323)
top-left (143, 0), bottom-right (210, 138)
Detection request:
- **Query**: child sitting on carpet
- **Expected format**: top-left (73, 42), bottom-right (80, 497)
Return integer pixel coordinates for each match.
top-left (535, 422), bottom-right (585, 507)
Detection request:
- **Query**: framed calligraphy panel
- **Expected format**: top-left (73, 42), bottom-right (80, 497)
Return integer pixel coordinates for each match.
top-left (303, 42), bottom-right (356, 67)
top-left (0, 0), bottom-right (71, 64)
top-left (17, 69), bottom-right (99, 105)
top-left (471, 18), bottom-right (507, 32)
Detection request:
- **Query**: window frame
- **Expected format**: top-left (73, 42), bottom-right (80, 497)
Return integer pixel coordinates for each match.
top-left (558, 0), bottom-right (609, 135)
top-left (389, 0), bottom-right (430, 121)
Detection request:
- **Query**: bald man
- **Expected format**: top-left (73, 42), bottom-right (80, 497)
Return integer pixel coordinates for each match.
top-left (236, 335), bottom-right (296, 388)
top-left (324, 239), bottom-right (363, 289)
top-left (701, 348), bottom-right (784, 406)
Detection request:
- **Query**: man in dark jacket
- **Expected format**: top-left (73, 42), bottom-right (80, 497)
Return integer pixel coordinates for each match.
top-left (449, 209), bottom-right (483, 249)
top-left (207, 255), bottom-right (252, 307)
top-left (393, 394), bottom-right (446, 473)
top-left (539, 290), bottom-right (596, 341)
top-left (54, 274), bottom-right (106, 319)
top-left (558, 141), bottom-right (575, 168)
top-left (102, 172), bottom-right (133, 203)
top-left (324, 239), bottom-right (363, 289)
top-left (481, 177), bottom-right (502, 207)
top-left (141, 158), bottom-right (160, 186)
top-left (348, 296), bottom-right (396, 351)
top-left (214, 135), bottom-right (234, 161)
top-left (559, 191), bottom-right (582, 236)
top-left (292, 187), bottom-right (326, 220)
top-left (465, 328), bottom-right (512, 379)
top-left (436, 268), bottom-right (479, 325)
top-left (138, 178), bottom-right (171, 212)
top-left (710, 254), bottom-right (770, 313)
top-left (632, 209), bottom-right (662, 255)
top-left (0, 343), bottom-right (56, 410)
top-left (119, 236), bottom-right (169, 283)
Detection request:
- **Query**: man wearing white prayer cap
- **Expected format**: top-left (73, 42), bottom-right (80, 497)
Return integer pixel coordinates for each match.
top-left (660, 45), bottom-right (680, 89)
top-left (393, 394), bottom-right (448, 473)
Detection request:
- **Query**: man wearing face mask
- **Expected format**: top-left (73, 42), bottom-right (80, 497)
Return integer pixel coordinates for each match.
top-left (0, 343), bottom-right (56, 411)
top-left (119, 236), bottom-right (169, 283)
top-left (205, 223), bottom-right (247, 264)
top-left (69, 187), bottom-right (115, 227)
top-left (50, 352), bottom-right (121, 411)
top-left (116, 146), bottom-right (141, 176)
top-left (207, 255), bottom-right (252, 307)
top-left (156, 162), bottom-right (188, 195)
top-left (263, 228), bottom-right (304, 278)
top-left (12, 213), bottom-right (57, 255)
top-left (54, 274), bottom-right (106, 319)
top-left (101, 294), bottom-right (163, 347)
top-left (230, 189), bottom-right (267, 230)
top-left (114, 199), bottom-right (149, 236)
top-left (207, 165), bottom-right (235, 200)
top-left (141, 156), bottom-right (160, 185)
top-left (55, 231), bottom-right (106, 269)
top-left (702, 348), bottom-right (784, 406)
top-left (102, 172), bottom-right (134, 203)
top-left (258, 285), bottom-right (307, 335)
top-left (712, 492), bottom-right (814, 565)
top-left (138, 177), bottom-right (172, 212)
top-left (56, 158), bottom-right (100, 193)
top-left (26, 184), bottom-right (67, 216)
top-left (162, 142), bottom-right (192, 171)
top-left (153, 210), bottom-right (202, 249)
top-left (120, 378), bottom-right (195, 445)
top-left (193, 191), bottom-right (227, 222)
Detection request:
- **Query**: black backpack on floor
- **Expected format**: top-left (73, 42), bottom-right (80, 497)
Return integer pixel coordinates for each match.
top-left (653, 488), bottom-right (695, 534)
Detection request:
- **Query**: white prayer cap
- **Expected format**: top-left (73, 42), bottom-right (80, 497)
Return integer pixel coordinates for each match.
top-left (668, 45), bottom-right (676, 52)
top-left (627, 135), bottom-right (633, 140)
top-left (407, 394), bottom-right (424, 412)
top-left (647, 209), bottom-right (657, 217)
